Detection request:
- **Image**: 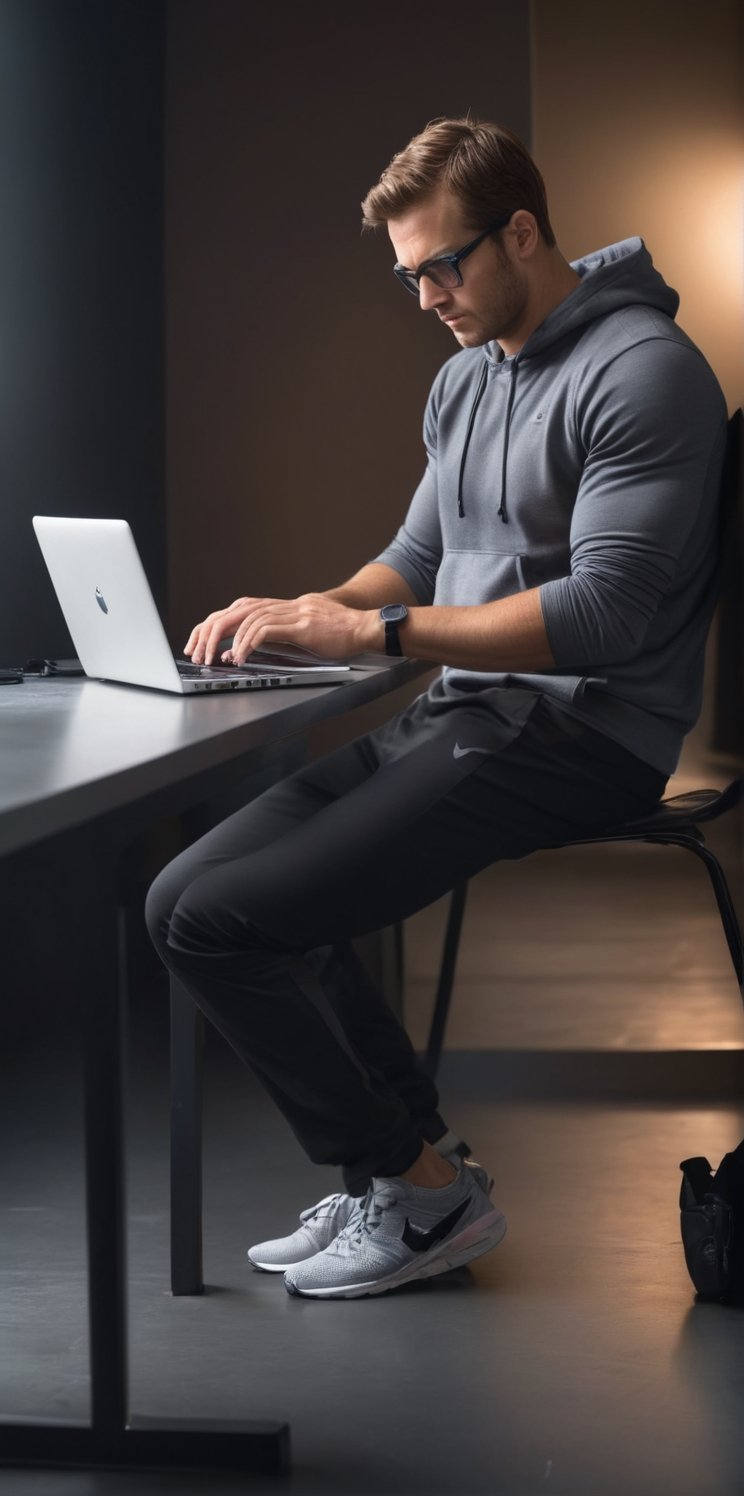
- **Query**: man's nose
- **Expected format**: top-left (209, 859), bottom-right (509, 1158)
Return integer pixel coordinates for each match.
top-left (418, 274), bottom-right (450, 313)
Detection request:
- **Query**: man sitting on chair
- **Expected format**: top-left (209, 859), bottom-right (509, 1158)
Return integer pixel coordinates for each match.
top-left (146, 117), bottom-right (727, 1300)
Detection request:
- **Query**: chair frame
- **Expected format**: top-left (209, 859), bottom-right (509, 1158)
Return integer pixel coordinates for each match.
top-left (424, 779), bottom-right (743, 1077)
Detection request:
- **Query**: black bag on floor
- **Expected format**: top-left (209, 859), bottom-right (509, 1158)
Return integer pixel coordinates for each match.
top-left (679, 1141), bottom-right (744, 1299)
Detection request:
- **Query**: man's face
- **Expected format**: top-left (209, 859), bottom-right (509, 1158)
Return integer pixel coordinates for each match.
top-left (388, 186), bottom-right (529, 351)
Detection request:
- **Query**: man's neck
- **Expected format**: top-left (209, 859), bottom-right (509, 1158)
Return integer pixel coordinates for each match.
top-left (498, 251), bottom-right (581, 357)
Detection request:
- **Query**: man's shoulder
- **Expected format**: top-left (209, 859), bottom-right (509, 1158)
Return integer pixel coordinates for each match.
top-left (573, 306), bottom-right (724, 409)
top-left (578, 302), bottom-right (704, 365)
top-left (571, 313), bottom-right (726, 445)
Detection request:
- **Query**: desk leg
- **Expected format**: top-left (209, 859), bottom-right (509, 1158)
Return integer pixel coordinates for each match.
top-left (170, 979), bottom-right (205, 1295)
top-left (0, 836), bottom-right (289, 1474)
top-left (83, 901), bottom-right (130, 1433)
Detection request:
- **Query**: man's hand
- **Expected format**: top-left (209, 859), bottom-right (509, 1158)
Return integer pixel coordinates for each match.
top-left (184, 593), bottom-right (378, 666)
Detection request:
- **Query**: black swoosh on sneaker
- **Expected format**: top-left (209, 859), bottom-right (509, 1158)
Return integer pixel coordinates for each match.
top-left (401, 1198), bottom-right (470, 1253)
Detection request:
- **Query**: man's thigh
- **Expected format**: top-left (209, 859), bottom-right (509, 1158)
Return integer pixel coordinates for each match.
top-left (146, 729), bottom-right (381, 936)
top-left (170, 695), bottom-right (664, 954)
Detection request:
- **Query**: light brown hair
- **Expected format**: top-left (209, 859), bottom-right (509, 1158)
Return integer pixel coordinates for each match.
top-left (361, 117), bottom-right (556, 248)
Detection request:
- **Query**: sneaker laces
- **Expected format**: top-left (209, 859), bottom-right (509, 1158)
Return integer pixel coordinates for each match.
top-left (298, 1192), bottom-right (348, 1226)
top-left (333, 1181), bottom-right (399, 1254)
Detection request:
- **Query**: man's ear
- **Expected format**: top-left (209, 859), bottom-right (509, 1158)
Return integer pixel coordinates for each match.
top-left (507, 210), bottom-right (540, 261)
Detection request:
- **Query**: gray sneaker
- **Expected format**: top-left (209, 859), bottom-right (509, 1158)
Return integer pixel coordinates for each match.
top-left (247, 1192), bottom-right (357, 1272)
top-left (284, 1159), bottom-right (506, 1299)
top-left (247, 1155), bottom-right (493, 1273)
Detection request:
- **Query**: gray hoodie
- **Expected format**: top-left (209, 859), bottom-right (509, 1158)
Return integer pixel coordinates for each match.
top-left (374, 237), bottom-right (728, 774)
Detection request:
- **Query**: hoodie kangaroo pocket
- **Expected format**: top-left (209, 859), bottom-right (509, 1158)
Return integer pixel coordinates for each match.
top-left (434, 548), bottom-right (528, 606)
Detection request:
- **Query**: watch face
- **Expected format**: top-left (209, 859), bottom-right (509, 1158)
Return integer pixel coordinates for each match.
top-left (381, 604), bottom-right (408, 624)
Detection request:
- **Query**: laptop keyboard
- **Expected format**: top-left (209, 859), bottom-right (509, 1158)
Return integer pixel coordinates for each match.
top-left (177, 660), bottom-right (278, 680)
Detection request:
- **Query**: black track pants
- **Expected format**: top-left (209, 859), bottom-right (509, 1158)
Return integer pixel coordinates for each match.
top-left (145, 690), bottom-right (666, 1193)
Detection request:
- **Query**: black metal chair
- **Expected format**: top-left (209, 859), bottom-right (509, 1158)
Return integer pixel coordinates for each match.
top-left (424, 778), bottom-right (744, 1077)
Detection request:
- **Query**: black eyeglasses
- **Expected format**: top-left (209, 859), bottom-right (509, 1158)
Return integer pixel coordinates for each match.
top-left (393, 214), bottom-right (512, 297)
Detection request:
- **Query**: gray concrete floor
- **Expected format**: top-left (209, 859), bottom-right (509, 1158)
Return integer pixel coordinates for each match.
top-left (1, 748), bottom-right (742, 1494)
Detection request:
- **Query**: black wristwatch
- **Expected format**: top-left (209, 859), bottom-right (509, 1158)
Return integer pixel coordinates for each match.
top-left (380, 603), bottom-right (409, 658)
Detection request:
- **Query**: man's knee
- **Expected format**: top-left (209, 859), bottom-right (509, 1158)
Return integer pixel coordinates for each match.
top-left (144, 861), bottom-right (190, 954)
top-left (157, 876), bottom-right (218, 961)
top-left (164, 868), bottom-right (260, 962)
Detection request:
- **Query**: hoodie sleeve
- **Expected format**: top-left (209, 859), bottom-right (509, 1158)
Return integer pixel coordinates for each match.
top-left (539, 337), bottom-right (727, 669)
top-left (371, 377), bottom-right (444, 605)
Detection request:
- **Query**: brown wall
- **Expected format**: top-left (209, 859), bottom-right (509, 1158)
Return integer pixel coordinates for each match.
top-left (166, 1), bottom-right (742, 758)
top-left (165, 0), bottom-right (531, 643)
top-left (531, 0), bottom-right (743, 415)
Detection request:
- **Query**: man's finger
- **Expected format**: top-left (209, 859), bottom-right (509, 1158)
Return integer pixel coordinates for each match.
top-left (229, 606), bottom-right (303, 662)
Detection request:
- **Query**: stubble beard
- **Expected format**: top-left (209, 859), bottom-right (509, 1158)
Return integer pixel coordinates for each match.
top-left (451, 252), bottom-right (529, 349)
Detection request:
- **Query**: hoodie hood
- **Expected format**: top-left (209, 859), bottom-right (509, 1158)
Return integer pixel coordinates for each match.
top-left (483, 236), bottom-right (680, 370)
top-left (461, 238), bottom-right (680, 520)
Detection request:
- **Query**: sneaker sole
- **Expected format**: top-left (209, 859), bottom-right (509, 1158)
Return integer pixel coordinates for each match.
top-left (248, 1256), bottom-right (300, 1273)
top-left (284, 1209), bottom-right (507, 1299)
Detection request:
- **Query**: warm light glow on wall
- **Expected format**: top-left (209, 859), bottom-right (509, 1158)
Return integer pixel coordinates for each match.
top-left (634, 132), bottom-right (744, 405)
top-left (532, 0), bottom-right (744, 413)
top-left (689, 142), bottom-right (744, 307)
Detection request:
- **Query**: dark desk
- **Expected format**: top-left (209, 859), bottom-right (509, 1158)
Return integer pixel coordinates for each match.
top-left (0, 664), bottom-right (428, 1476)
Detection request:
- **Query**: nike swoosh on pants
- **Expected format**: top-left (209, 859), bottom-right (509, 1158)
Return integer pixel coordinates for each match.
top-left (453, 744), bottom-right (492, 760)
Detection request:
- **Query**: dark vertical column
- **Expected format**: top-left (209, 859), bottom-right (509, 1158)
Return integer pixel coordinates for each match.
top-left (0, 0), bottom-right (166, 664)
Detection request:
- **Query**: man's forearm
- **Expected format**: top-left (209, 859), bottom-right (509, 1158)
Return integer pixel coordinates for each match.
top-left (351, 586), bottom-right (556, 670)
top-left (323, 563), bottom-right (419, 610)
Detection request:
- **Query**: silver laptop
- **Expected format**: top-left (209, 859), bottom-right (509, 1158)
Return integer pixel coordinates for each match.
top-left (32, 516), bottom-right (353, 694)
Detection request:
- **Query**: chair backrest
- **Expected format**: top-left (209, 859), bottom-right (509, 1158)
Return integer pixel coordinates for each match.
top-left (712, 408), bottom-right (743, 757)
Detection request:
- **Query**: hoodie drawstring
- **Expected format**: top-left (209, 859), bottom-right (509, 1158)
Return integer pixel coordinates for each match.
top-left (457, 359), bottom-right (517, 523)
top-left (497, 361), bottom-right (518, 523)
top-left (457, 364), bottom-right (488, 518)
